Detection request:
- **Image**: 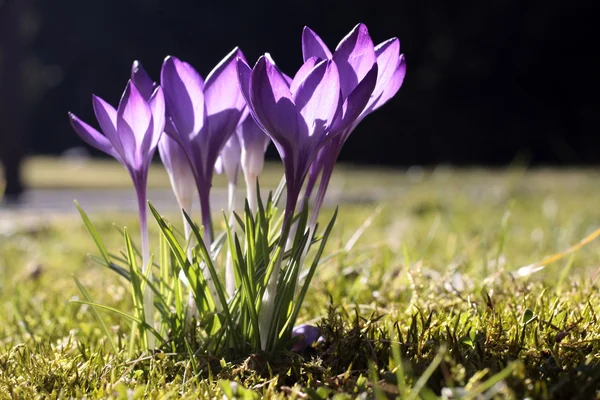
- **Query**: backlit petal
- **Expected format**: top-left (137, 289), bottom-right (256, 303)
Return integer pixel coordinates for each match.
top-left (161, 56), bottom-right (206, 140)
top-left (302, 26), bottom-right (332, 62)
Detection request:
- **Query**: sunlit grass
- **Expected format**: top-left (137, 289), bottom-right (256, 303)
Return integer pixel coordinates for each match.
top-left (1, 157), bottom-right (600, 398)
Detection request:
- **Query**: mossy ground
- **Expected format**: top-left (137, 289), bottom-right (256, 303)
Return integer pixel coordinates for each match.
top-left (1, 160), bottom-right (600, 399)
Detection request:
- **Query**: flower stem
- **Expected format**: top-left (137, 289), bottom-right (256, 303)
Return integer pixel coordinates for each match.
top-left (180, 208), bottom-right (199, 323)
top-left (137, 192), bottom-right (155, 350)
top-left (244, 172), bottom-right (258, 212)
top-left (225, 181), bottom-right (237, 298)
top-left (199, 186), bottom-right (213, 247)
top-left (309, 161), bottom-right (334, 230)
top-left (197, 182), bottom-right (222, 311)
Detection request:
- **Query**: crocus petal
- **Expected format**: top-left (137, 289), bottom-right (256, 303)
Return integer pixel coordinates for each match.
top-left (159, 133), bottom-right (195, 211)
top-left (290, 57), bottom-right (319, 96)
top-left (148, 86), bottom-right (166, 150)
top-left (249, 55), bottom-right (300, 149)
top-left (237, 58), bottom-right (268, 134)
top-left (237, 115), bottom-right (270, 178)
top-left (161, 56), bottom-right (206, 140)
top-left (333, 23), bottom-right (376, 99)
top-left (219, 133), bottom-right (241, 184)
top-left (204, 47), bottom-right (247, 145)
top-left (372, 54), bottom-right (406, 111)
top-left (302, 26), bottom-right (332, 62)
top-left (236, 58), bottom-right (253, 108)
top-left (92, 95), bottom-right (124, 157)
top-left (291, 324), bottom-right (321, 352)
top-left (116, 81), bottom-right (153, 167)
top-left (265, 53), bottom-right (293, 87)
top-left (331, 63), bottom-right (378, 134)
top-left (131, 61), bottom-right (156, 101)
top-left (293, 59), bottom-right (341, 139)
top-left (372, 38), bottom-right (401, 101)
top-left (68, 112), bottom-right (121, 162)
top-left (214, 155), bottom-right (223, 175)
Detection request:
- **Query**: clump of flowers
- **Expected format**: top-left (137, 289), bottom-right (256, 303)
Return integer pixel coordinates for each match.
top-left (70, 23), bottom-right (405, 355)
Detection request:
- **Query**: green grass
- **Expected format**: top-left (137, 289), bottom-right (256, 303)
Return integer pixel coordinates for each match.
top-left (2, 158), bottom-right (600, 398)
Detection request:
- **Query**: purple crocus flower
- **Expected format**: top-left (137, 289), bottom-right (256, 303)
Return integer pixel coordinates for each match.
top-left (303, 23), bottom-right (406, 226)
top-left (236, 54), bottom-right (342, 226)
top-left (237, 54), bottom-right (344, 349)
top-left (69, 76), bottom-right (165, 269)
top-left (236, 112), bottom-right (271, 211)
top-left (69, 69), bottom-right (165, 347)
top-left (132, 61), bottom-right (196, 253)
top-left (291, 324), bottom-right (321, 352)
top-left (161, 48), bottom-right (247, 246)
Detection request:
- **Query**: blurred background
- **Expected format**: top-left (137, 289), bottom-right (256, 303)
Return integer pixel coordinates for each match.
top-left (0, 0), bottom-right (598, 201)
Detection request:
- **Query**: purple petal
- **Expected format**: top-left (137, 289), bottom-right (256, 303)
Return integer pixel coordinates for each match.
top-left (204, 47), bottom-right (247, 146)
top-left (331, 63), bottom-right (378, 135)
top-left (158, 133), bottom-right (195, 211)
top-left (219, 133), bottom-right (241, 183)
top-left (237, 113), bottom-right (270, 153)
top-left (139, 86), bottom-right (165, 167)
top-left (92, 95), bottom-right (123, 156)
top-left (291, 324), bottom-right (321, 352)
top-left (161, 56), bottom-right (206, 139)
top-left (372, 54), bottom-right (406, 111)
top-left (249, 55), bottom-right (300, 150)
top-left (265, 53), bottom-right (293, 87)
top-left (148, 86), bottom-right (165, 150)
top-left (237, 58), bottom-right (267, 134)
top-left (68, 112), bottom-right (121, 162)
top-left (116, 81), bottom-right (153, 167)
top-left (237, 114), bottom-right (270, 178)
top-left (302, 26), bottom-right (332, 62)
top-left (372, 38), bottom-right (401, 102)
top-left (290, 57), bottom-right (319, 96)
top-left (237, 58), bottom-right (253, 107)
top-left (293, 59), bottom-right (341, 139)
top-left (333, 23), bottom-right (376, 99)
top-left (131, 61), bottom-right (156, 101)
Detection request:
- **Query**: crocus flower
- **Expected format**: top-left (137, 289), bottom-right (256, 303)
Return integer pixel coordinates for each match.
top-left (237, 54), bottom-right (342, 225)
top-left (159, 133), bottom-right (196, 240)
top-left (303, 23), bottom-right (406, 227)
top-left (161, 48), bottom-right (247, 246)
top-left (131, 61), bottom-right (196, 252)
top-left (69, 71), bottom-right (165, 348)
top-left (237, 54), bottom-right (343, 349)
top-left (236, 112), bottom-right (271, 211)
top-left (291, 324), bottom-right (321, 352)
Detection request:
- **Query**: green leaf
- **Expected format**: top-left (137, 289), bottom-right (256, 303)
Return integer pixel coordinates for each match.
top-left (71, 300), bottom-right (165, 345)
top-left (183, 209), bottom-right (242, 349)
top-left (225, 217), bottom-right (261, 349)
top-left (75, 201), bottom-right (111, 266)
top-left (522, 308), bottom-right (537, 326)
top-left (88, 255), bottom-right (131, 281)
top-left (73, 277), bottom-right (118, 354)
top-left (149, 203), bottom-right (212, 314)
top-left (280, 208), bottom-right (338, 342)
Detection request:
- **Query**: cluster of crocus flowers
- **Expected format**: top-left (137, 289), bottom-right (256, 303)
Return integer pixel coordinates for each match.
top-left (69, 22), bottom-right (404, 351)
top-left (302, 24), bottom-right (406, 228)
top-left (238, 23), bottom-right (405, 348)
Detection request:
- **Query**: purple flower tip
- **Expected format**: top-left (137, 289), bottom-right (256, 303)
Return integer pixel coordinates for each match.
top-left (291, 324), bottom-right (321, 352)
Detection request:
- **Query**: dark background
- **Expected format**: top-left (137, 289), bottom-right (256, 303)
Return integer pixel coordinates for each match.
top-left (1, 0), bottom-right (599, 175)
